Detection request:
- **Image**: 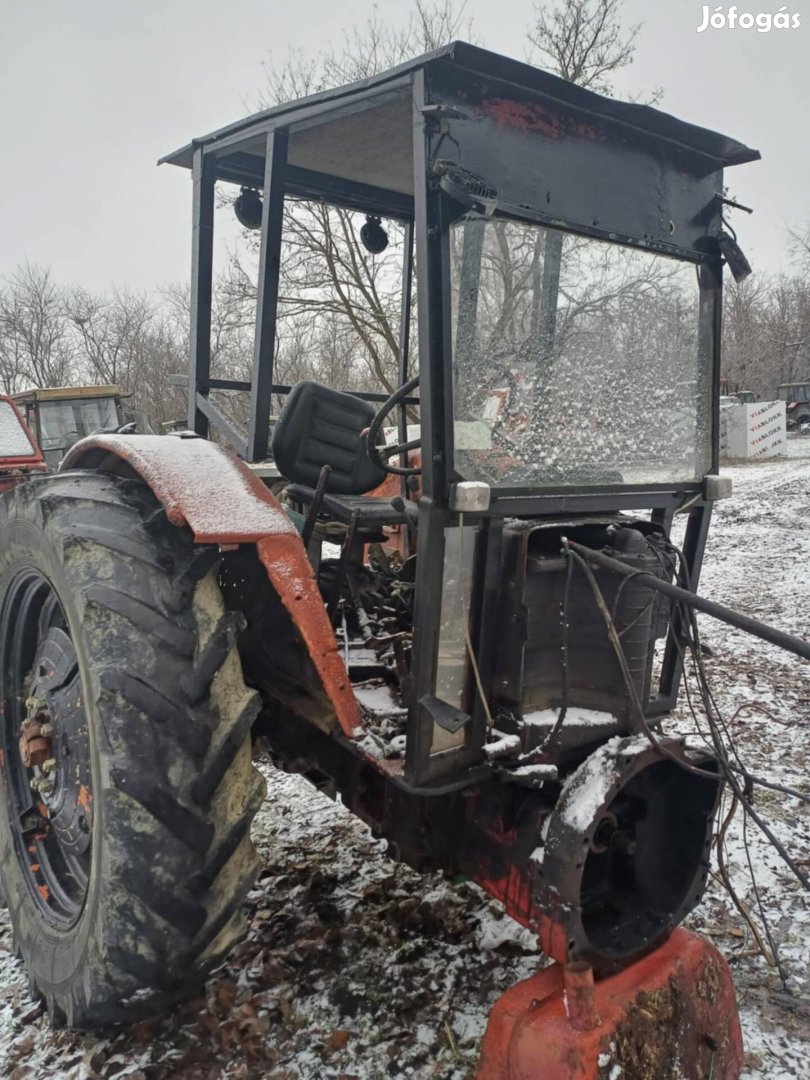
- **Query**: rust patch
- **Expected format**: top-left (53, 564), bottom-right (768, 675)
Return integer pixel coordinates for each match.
top-left (29, 863), bottom-right (40, 873)
top-left (697, 959), bottom-right (721, 1003)
top-left (602, 981), bottom-right (686, 1080)
top-left (18, 718), bottom-right (52, 768)
top-left (257, 535), bottom-right (361, 739)
top-left (481, 97), bottom-right (604, 142)
top-left (37, 884), bottom-right (49, 901)
top-left (77, 784), bottom-right (92, 811)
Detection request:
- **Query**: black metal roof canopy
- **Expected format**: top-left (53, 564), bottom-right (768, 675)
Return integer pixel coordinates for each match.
top-left (164, 40), bottom-right (759, 462)
top-left (161, 40), bottom-right (758, 244)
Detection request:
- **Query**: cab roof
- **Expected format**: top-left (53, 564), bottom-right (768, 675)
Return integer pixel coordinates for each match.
top-left (12, 385), bottom-right (121, 403)
top-left (160, 40), bottom-right (759, 201)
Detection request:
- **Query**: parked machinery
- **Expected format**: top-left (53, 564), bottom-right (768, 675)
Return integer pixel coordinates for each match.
top-left (0, 41), bottom-right (767, 1076)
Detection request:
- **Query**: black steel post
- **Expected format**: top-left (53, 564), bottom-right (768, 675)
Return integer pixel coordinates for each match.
top-left (397, 221), bottom-right (414, 492)
top-left (454, 218), bottom-right (484, 368)
top-left (188, 146), bottom-right (216, 434)
top-left (535, 230), bottom-right (562, 373)
top-left (407, 69), bottom-right (464, 785)
top-left (653, 500), bottom-right (713, 710)
top-left (247, 127), bottom-right (289, 462)
top-left (702, 257), bottom-right (723, 473)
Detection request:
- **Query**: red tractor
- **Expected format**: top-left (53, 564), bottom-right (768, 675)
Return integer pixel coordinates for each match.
top-left (0, 42), bottom-right (765, 1077)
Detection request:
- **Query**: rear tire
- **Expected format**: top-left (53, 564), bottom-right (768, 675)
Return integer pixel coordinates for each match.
top-left (0, 471), bottom-right (265, 1027)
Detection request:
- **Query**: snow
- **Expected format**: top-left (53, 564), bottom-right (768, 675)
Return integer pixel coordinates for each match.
top-left (672, 438), bottom-right (810, 1079)
top-left (523, 706), bottom-right (617, 729)
top-left (0, 401), bottom-right (36, 458)
top-left (0, 441), bottom-right (808, 1077)
top-left (557, 736), bottom-right (623, 833)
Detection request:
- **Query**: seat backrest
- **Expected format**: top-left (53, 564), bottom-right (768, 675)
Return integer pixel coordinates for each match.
top-left (271, 381), bottom-right (387, 495)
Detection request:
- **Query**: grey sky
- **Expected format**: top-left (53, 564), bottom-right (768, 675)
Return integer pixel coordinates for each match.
top-left (2, 0), bottom-right (807, 294)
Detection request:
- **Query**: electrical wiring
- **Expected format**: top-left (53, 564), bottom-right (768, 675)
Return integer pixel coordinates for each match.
top-left (563, 539), bottom-right (810, 894)
top-left (566, 529), bottom-right (807, 988)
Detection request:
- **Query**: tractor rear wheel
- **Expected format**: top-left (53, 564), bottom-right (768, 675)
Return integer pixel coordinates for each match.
top-left (0, 471), bottom-right (265, 1027)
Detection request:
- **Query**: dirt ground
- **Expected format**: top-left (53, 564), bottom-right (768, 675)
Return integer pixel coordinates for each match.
top-left (0, 442), bottom-right (808, 1079)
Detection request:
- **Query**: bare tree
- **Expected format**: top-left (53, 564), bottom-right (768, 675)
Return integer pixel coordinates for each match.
top-left (528, 0), bottom-right (644, 95)
top-left (0, 264), bottom-right (76, 389)
top-left (223, 2), bottom-right (474, 398)
top-left (66, 287), bottom-right (155, 388)
top-left (788, 223), bottom-right (810, 272)
top-left (263, 1), bottom-right (471, 103)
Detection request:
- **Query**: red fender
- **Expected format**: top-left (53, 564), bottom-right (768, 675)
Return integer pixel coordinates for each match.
top-left (62, 434), bottom-right (361, 738)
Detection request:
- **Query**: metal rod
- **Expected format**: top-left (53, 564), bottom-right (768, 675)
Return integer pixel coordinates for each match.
top-left (194, 393), bottom-right (248, 458)
top-left (188, 147), bottom-right (216, 435)
top-left (300, 464), bottom-right (331, 549)
top-left (248, 127), bottom-right (289, 462)
top-left (566, 539), bottom-right (810, 663)
top-left (398, 221), bottom-right (414, 494)
top-left (169, 373), bottom-right (418, 405)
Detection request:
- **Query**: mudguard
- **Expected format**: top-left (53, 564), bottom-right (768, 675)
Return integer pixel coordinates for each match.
top-left (61, 434), bottom-right (361, 737)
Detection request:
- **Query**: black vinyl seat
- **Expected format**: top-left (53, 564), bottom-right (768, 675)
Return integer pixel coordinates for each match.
top-left (272, 381), bottom-right (405, 528)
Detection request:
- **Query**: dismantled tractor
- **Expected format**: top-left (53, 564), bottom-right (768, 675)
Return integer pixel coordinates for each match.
top-left (0, 41), bottom-right (776, 1077)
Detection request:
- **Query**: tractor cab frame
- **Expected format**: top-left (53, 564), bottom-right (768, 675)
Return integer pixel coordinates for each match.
top-left (162, 40), bottom-right (758, 787)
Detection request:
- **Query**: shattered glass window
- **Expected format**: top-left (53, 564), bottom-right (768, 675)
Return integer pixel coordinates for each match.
top-left (450, 218), bottom-right (711, 487)
top-left (0, 401), bottom-right (36, 457)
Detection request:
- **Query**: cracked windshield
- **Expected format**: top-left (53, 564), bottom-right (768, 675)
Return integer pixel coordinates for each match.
top-left (451, 218), bottom-right (711, 486)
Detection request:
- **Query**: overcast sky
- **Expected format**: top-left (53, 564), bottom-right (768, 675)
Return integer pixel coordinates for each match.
top-left (2, 0), bottom-right (807, 294)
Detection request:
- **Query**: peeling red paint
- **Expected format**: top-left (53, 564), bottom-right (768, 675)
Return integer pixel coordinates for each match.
top-left (481, 97), bottom-right (603, 142)
top-left (257, 535), bottom-right (361, 739)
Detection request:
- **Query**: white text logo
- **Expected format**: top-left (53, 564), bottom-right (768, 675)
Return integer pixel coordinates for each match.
top-left (697, 5), bottom-right (801, 31)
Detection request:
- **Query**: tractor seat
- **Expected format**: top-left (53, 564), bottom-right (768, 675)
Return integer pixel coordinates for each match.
top-left (271, 381), bottom-right (406, 528)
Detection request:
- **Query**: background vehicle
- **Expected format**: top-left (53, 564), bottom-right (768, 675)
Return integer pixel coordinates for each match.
top-left (11, 384), bottom-right (124, 466)
top-left (777, 381), bottom-right (810, 429)
top-left (0, 41), bottom-right (774, 1076)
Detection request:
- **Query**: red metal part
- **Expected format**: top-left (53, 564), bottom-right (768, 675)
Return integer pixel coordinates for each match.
top-left (477, 928), bottom-right (743, 1080)
top-left (62, 434), bottom-right (361, 737)
top-left (256, 535), bottom-right (361, 737)
top-left (0, 396), bottom-right (47, 493)
top-left (563, 962), bottom-right (601, 1033)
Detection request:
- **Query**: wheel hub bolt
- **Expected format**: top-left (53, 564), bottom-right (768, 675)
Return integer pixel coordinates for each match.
top-left (18, 718), bottom-right (53, 769)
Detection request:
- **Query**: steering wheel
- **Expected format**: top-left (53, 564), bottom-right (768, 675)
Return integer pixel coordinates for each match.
top-left (366, 375), bottom-right (422, 476)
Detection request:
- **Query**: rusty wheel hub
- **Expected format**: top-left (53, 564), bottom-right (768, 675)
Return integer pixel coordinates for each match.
top-left (18, 710), bottom-right (54, 770)
top-left (1, 568), bottom-right (92, 924)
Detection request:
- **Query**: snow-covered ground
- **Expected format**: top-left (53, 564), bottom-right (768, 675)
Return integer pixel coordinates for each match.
top-left (0, 443), bottom-right (808, 1079)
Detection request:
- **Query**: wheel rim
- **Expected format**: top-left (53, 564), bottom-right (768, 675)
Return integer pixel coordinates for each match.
top-left (0, 569), bottom-right (92, 926)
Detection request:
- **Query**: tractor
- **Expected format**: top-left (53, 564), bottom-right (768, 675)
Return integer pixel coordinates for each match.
top-left (0, 42), bottom-right (765, 1076)
top-left (777, 381), bottom-right (810, 430)
top-left (11, 384), bottom-right (125, 467)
